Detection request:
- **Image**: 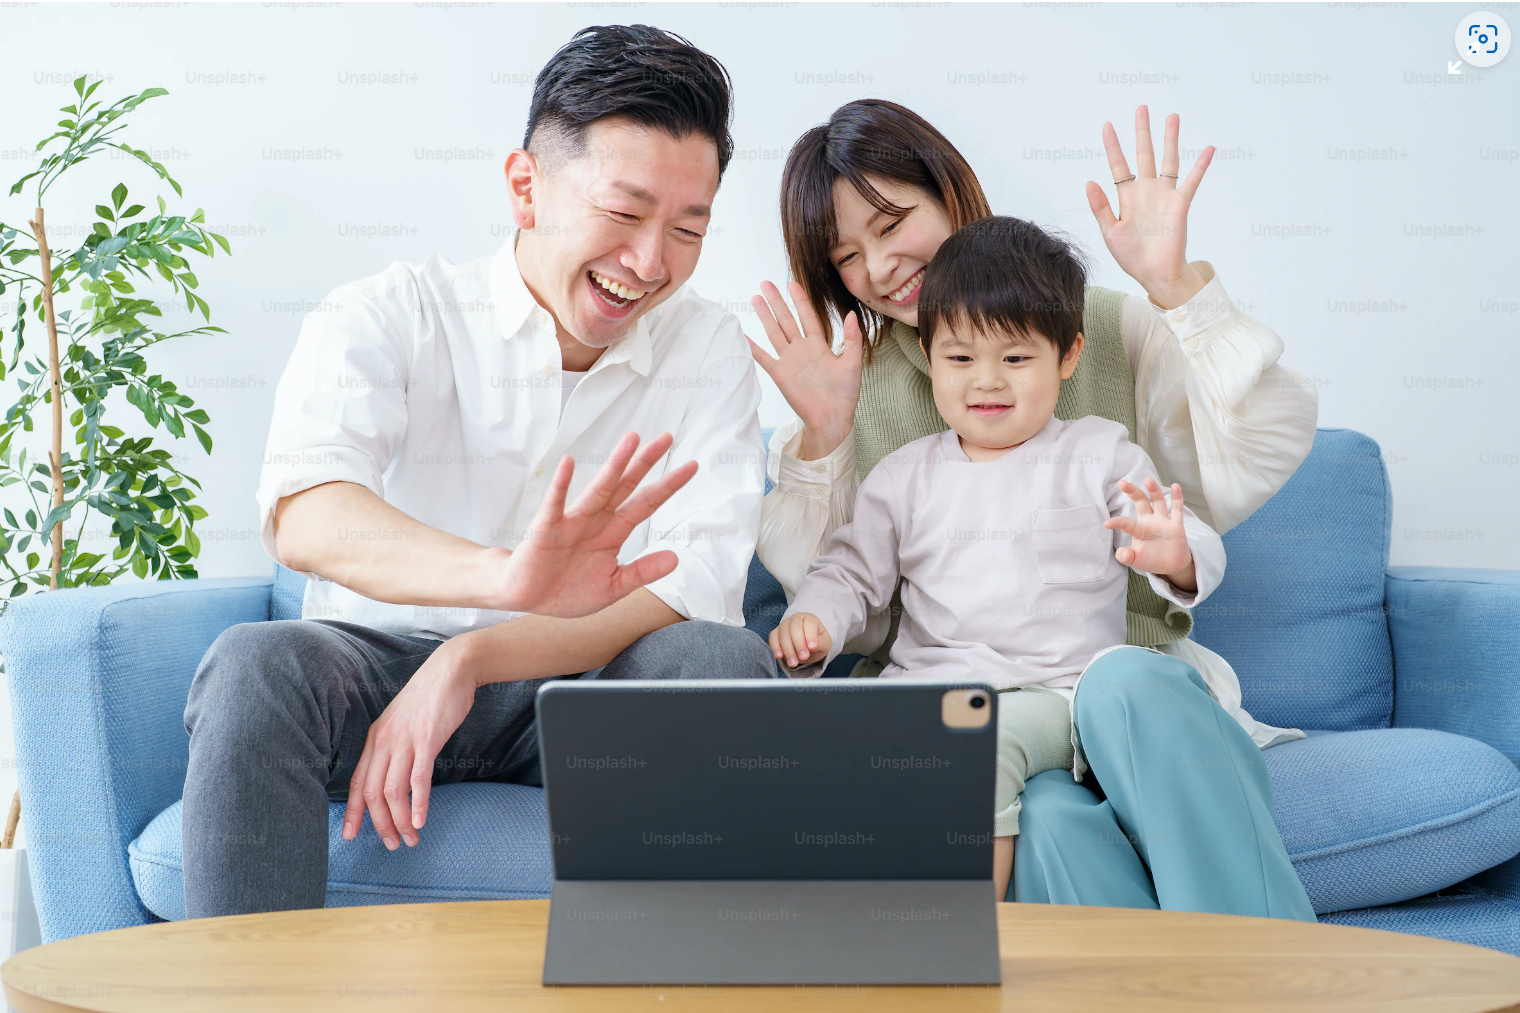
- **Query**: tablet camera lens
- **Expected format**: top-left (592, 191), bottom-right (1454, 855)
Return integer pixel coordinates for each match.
top-left (970, 695), bottom-right (986, 709)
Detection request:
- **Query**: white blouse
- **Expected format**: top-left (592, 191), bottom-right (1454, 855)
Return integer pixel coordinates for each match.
top-left (756, 266), bottom-right (1318, 748)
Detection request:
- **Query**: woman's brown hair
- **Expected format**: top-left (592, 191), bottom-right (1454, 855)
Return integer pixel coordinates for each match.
top-left (779, 99), bottom-right (991, 359)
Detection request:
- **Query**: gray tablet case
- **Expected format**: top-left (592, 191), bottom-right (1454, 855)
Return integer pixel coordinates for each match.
top-left (537, 678), bottom-right (1000, 985)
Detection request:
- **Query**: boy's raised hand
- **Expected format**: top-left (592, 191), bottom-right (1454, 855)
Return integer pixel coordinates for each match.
top-left (1104, 477), bottom-right (1197, 592)
top-left (769, 612), bottom-right (833, 671)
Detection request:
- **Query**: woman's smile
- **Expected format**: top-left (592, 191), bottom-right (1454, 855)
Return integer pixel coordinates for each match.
top-left (884, 268), bottom-right (925, 307)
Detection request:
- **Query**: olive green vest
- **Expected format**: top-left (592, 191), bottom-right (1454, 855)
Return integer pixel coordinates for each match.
top-left (848, 285), bottom-right (1191, 676)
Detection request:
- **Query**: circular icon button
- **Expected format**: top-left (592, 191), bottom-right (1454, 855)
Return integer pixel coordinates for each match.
top-left (1456, 11), bottom-right (1510, 68)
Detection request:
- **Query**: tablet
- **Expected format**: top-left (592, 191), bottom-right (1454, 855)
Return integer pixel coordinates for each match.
top-left (537, 677), bottom-right (1001, 985)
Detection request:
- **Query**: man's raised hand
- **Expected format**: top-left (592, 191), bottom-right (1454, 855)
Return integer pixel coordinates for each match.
top-left (492, 432), bottom-right (697, 617)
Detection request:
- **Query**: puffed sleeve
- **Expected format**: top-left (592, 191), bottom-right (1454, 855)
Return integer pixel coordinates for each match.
top-left (1121, 264), bottom-right (1318, 534)
top-left (757, 420), bottom-right (861, 602)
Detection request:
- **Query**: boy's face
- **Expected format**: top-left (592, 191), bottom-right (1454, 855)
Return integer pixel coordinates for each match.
top-left (927, 322), bottom-right (1084, 461)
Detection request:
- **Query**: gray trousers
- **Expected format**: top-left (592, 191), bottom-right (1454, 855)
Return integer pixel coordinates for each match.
top-left (182, 618), bottom-right (778, 918)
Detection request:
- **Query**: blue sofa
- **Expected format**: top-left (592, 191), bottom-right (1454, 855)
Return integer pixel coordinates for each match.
top-left (5, 428), bottom-right (1520, 951)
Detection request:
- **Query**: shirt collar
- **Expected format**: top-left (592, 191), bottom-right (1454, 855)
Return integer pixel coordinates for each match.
top-left (488, 241), bottom-right (652, 376)
top-left (488, 240), bottom-right (544, 339)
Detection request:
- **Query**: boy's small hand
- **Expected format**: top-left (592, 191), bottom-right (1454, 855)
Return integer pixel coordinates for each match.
top-left (769, 613), bottom-right (833, 671)
top-left (1104, 478), bottom-right (1197, 592)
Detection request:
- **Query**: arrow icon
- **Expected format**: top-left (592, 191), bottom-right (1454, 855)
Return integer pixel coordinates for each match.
top-left (1448, 60), bottom-right (1463, 74)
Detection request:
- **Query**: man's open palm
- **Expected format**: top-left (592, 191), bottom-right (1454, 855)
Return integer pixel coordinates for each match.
top-left (494, 431), bottom-right (697, 617)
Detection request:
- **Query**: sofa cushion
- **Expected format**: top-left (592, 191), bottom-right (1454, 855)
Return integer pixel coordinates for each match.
top-left (129, 783), bottom-right (552, 921)
top-left (130, 728), bottom-right (1520, 925)
top-left (1320, 891), bottom-right (1520, 956)
top-left (1265, 728), bottom-right (1520, 914)
top-left (1192, 428), bottom-right (1395, 731)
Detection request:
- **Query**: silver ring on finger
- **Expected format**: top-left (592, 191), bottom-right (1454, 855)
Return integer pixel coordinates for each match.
top-left (1158, 173), bottom-right (1179, 179)
top-left (1113, 174), bottom-right (1137, 185)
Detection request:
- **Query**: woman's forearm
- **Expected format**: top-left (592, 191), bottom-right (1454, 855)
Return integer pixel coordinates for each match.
top-left (798, 420), bottom-right (853, 462)
top-left (1137, 260), bottom-right (1210, 311)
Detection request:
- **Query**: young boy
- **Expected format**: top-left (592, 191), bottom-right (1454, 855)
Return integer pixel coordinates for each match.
top-left (769, 216), bottom-right (1225, 901)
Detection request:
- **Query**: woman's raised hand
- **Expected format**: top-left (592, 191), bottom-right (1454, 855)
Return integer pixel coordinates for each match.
top-left (747, 280), bottom-right (864, 462)
top-left (1085, 105), bottom-right (1214, 310)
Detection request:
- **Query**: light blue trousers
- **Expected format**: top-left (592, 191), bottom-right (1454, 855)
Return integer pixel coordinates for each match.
top-left (1011, 646), bottom-right (1316, 921)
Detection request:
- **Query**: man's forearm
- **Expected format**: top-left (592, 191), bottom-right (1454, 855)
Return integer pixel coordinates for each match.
top-left (446, 588), bottom-right (684, 685)
top-left (273, 481), bottom-right (508, 609)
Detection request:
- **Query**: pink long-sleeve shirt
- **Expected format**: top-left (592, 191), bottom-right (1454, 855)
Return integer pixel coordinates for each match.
top-left (784, 415), bottom-right (1225, 691)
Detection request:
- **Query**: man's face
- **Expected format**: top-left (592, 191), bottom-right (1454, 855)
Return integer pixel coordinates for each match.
top-left (510, 118), bottom-right (719, 349)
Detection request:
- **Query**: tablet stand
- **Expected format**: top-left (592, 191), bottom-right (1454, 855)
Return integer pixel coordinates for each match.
top-left (543, 879), bottom-right (1000, 985)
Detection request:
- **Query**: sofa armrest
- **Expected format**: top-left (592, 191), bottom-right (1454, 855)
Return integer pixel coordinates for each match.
top-left (1388, 566), bottom-right (1520, 765)
top-left (0, 577), bottom-right (272, 941)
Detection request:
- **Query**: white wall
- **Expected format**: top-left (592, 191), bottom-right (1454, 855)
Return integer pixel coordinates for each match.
top-left (0, 0), bottom-right (1514, 580)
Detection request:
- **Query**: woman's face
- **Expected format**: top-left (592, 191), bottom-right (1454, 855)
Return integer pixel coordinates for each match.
top-left (828, 177), bottom-right (954, 330)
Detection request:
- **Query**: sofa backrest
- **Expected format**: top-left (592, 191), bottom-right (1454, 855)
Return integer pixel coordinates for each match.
top-left (1191, 429), bottom-right (1395, 731)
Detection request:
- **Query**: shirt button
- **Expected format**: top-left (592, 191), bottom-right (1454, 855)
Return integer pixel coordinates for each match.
top-left (540, 363), bottom-right (553, 377)
top-left (534, 465), bottom-right (544, 477)
top-left (533, 309), bottom-right (550, 327)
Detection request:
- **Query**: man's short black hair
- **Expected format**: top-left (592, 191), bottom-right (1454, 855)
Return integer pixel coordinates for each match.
top-left (525, 24), bottom-right (734, 178)
top-left (918, 216), bottom-right (1088, 361)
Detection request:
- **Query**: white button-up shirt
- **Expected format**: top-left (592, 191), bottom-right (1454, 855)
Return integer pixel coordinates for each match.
top-left (256, 242), bottom-right (764, 639)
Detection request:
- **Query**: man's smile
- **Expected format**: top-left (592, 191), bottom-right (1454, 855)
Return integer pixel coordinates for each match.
top-left (587, 269), bottom-right (658, 318)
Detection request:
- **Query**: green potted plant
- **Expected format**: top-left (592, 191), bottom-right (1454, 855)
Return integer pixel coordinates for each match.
top-left (0, 76), bottom-right (230, 843)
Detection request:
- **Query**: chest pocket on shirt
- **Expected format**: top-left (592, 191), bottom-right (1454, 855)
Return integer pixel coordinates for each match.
top-left (1032, 505), bottom-right (1112, 584)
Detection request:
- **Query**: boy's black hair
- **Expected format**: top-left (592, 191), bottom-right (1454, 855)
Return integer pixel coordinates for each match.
top-left (918, 216), bottom-right (1088, 361)
top-left (525, 25), bottom-right (735, 178)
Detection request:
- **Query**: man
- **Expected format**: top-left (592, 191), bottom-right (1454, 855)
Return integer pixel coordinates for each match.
top-left (183, 25), bottom-right (774, 917)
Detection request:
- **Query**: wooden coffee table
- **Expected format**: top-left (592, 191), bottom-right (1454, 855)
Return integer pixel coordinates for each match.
top-left (5, 899), bottom-right (1520, 1012)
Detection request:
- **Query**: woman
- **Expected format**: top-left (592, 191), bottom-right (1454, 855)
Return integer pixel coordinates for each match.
top-left (750, 100), bottom-right (1318, 918)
